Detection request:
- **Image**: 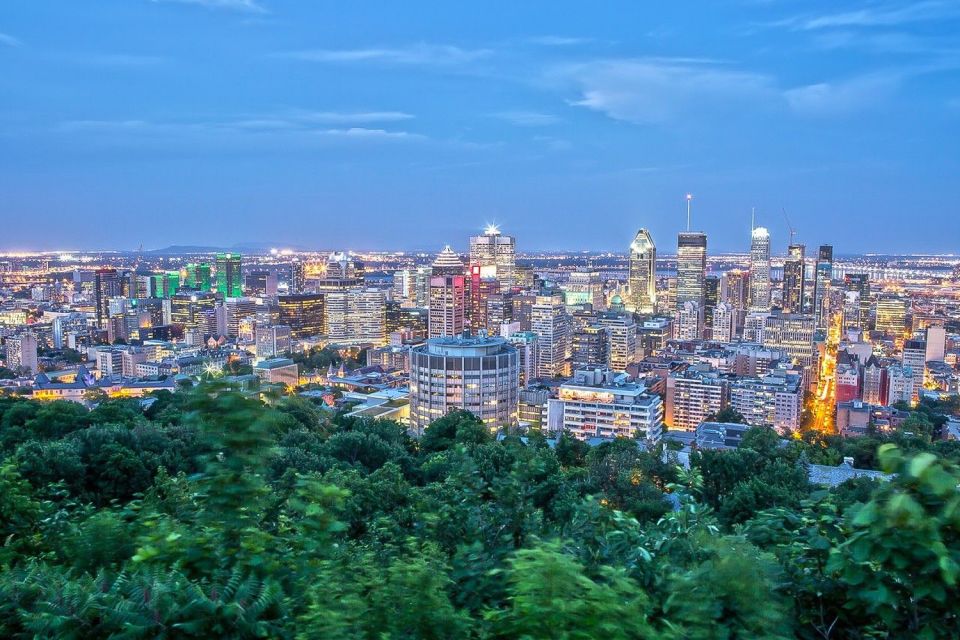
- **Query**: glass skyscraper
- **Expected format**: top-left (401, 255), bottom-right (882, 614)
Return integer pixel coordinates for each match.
top-left (216, 253), bottom-right (243, 298)
top-left (628, 228), bottom-right (656, 314)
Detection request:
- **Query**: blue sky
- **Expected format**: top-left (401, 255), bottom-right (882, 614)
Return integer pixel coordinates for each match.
top-left (1, 0), bottom-right (958, 253)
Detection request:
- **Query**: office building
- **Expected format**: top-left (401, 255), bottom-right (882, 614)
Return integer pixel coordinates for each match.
top-left (531, 292), bottom-right (570, 378)
top-left (429, 275), bottom-right (467, 338)
top-left (549, 368), bottom-right (664, 442)
top-left (432, 245), bottom-right (465, 277)
top-left (843, 273), bottom-right (870, 331)
top-left (94, 268), bottom-right (121, 329)
top-left (325, 288), bottom-right (387, 346)
top-left (676, 232), bottom-right (707, 309)
top-left (183, 263), bottom-right (212, 292)
top-left (317, 252), bottom-right (365, 292)
top-left (875, 296), bottom-right (907, 336)
top-left (782, 244), bottom-right (805, 313)
top-left (170, 292), bottom-right (218, 332)
top-left (597, 312), bottom-right (638, 372)
top-left (469, 225), bottom-right (516, 289)
top-left (886, 364), bottom-right (913, 406)
top-left (748, 226), bottom-right (771, 312)
top-left (565, 270), bottom-right (605, 310)
top-left (408, 335), bottom-right (520, 434)
top-left (256, 324), bottom-right (292, 359)
top-left (278, 294), bottom-right (325, 340)
top-left (926, 325), bottom-right (947, 363)
top-left (812, 245), bottom-right (833, 330)
top-left (216, 253), bottom-right (243, 298)
top-left (225, 297), bottom-right (261, 338)
top-left (763, 312), bottom-right (816, 367)
top-left (572, 325), bottom-right (609, 371)
top-left (506, 331), bottom-right (538, 386)
top-left (627, 228), bottom-right (656, 313)
top-left (902, 339), bottom-right (927, 403)
top-left (674, 300), bottom-right (703, 341)
top-left (712, 302), bottom-right (736, 342)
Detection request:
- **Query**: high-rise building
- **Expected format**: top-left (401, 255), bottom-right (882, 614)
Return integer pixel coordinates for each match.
top-left (216, 253), bottom-right (243, 298)
top-left (665, 367), bottom-right (729, 431)
top-left (317, 252), bottom-right (365, 292)
top-left (926, 325), bottom-right (947, 363)
top-left (627, 228), bottom-right (656, 313)
top-left (722, 268), bottom-right (749, 336)
top-left (429, 275), bottom-right (467, 338)
top-left (94, 268), bottom-right (121, 329)
top-left (902, 339), bottom-right (927, 403)
top-left (572, 325), bottom-right (609, 371)
top-left (531, 292), bottom-right (570, 378)
top-left (432, 245), bottom-right (465, 277)
top-left (676, 232), bottom-right (707, 312)
top-left (748, 226), bottom-right (772, 312)
top-left (256, 324), bottom-right (292, 359)
top-left (409, 335), bottom-right (519, 434)
top-left (469, 225), bottom-right (516, 289)
top-left (674, 300), bottom-right (703, 341)
top-left (506, 331), bottom-right (538, 386)
top-left (843, 273), bottom-right (870, 331)
top-left (886, 364), bottom-right (914, 405)
top-left (468, 266), bottom-right (500, 333)
top-left (712, 302), bottom-right (736, 342)
top-left (813, 245), bottom-right (833, 330)
top-left (184, 263), bottom-right (213, 291)
top-left (564, 270), bottom-right (605, 310)
top-left (170, 292), bottom-right (218, 332)
top-left (875, 296), bottom-right (907, 336)
top-left (325, 289), bottom-right (386, 346)
top-left (150, 271), bottom-right (180, 299)
top-left (763, 312), bottom-right (816, 366)
top-left (290, 260), bottom-right (305, 294)
top-left (6, 333), bottom-right (38, 375)
top-left (703, 275), bottom-right (720, 337)
top-left (597, 312), bottom-right (638, 372)
top-left (277, 294), bottom-right (325, 339)
top-left (729, 370), bottom-right (803, 432)
top-left (782, 244), bottom-right (806, 313)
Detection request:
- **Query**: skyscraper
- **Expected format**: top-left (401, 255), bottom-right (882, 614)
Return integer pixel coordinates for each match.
top-left (748, 226), bottom-right (771, 312)
top-left (278, 294), bottom-right (325, 339)
top-left (94, 268), bottom-right (121, 329)
top-left (676, 232), bottom-right (707, 310)
top-left (782, 244), bottom-right (805, 313)
top-left (429, 275), bottom-right (467, 338)
top-left (216, 253), bottom-right (243, 298)
top-left (843, 273), bottom-right (870, 331)
top-left (813, 245), bottom-right (833, 330)
top-left (627, 228), bottom-right (656, 314)
top-left (325, 288), bottom-right (387, 346)
top-left (469, 224), bottom-right (516, 289)
top-left (531, 292), bottom-right (570, 378)
top-left (432, 245), bottom-right (465, 277)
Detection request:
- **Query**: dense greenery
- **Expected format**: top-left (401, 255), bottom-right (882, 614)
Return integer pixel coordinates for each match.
top-left (1, 387), bottom-right (959, 638)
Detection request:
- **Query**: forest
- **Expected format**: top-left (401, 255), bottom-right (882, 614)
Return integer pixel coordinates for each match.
top-left (1, 384), bottom-right (959, 639)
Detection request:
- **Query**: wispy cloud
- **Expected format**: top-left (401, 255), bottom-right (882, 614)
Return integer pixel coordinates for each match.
top-left (784, 72), bottom-right (903, 116)
top-left (492, 111), bottom-right (562, 126)
top-left (152, 0), bottom-right (267, 13)
top-left (557, 57), bottom-right (774, 124)
top-left (773, 1), bottom-right (960, 31)
top-left (274, 43), bottom-right (491, 66)
top-left (525, 36), bottom-right (593, 47)
top-left (0, 32), bottom-right (21, 47)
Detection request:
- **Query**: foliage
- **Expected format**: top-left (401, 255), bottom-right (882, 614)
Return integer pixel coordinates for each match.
top-left (1, 384), bottom-right (960, 638)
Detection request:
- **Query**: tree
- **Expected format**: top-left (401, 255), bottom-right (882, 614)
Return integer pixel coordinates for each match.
top-left (709, 407), bottom-right (747, 424)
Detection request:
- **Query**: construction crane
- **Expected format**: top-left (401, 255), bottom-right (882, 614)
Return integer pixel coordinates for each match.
top-left (782, 208), bottom-right (796, 245)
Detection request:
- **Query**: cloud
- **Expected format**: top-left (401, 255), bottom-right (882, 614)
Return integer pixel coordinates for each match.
top-left (295, 111), bottom-right (414, 124)
top-left (557, 57), bottom-right (774, 124)
top-left (274, 43), bottom-right (491, 66)
top-left (0, 32), bottom-right (20, 47)
top-left (774, 1), bottom-right (960, 31)
top-left (784, 72), bottom-right (903, 116)
top-left (525, 36), bottom-right (593, 47)
top-left (152, 0), bottom-right (266, 12)
top-left (317, 127), bottom-right (424, 140)
top-left (492, 111), bottom-right (562, 126)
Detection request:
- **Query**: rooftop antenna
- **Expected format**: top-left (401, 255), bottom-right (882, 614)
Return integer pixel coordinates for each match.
top-left (751, 207), bottom-right (756, 232)
top-left (685, 193), bottom-right (693, 231)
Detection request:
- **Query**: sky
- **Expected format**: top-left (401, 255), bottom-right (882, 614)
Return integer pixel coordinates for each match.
top-left (1, 1), bottom-right (959, 254)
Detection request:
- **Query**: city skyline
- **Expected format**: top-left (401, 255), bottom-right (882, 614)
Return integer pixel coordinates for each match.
top-left (2, 1), bottom-right (959, 253)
